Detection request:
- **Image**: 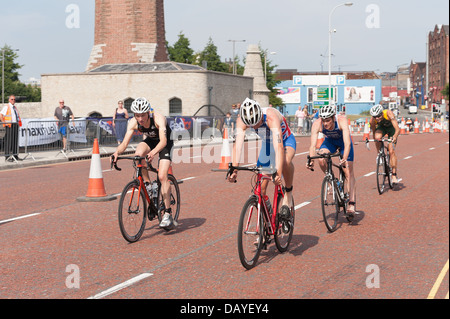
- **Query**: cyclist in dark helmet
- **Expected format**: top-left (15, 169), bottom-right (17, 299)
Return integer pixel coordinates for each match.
top-left (111, 97), bottom-right (176, 230)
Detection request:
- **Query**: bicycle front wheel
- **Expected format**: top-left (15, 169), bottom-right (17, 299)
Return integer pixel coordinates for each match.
top-left (275, 193), bottom-right (295, 252)
top-left (321, 177), bottom-right (339, 232)
top-left (157, 174), bottom-right (181, 223)
top-left (237, 196), bottom-right (263, 270)
top-left (118, 181), bottom-right (147, 243)
top-left (376, 155), bottom-right (386, 195)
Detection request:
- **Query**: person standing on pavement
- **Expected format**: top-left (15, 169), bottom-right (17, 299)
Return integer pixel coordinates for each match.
top-left (54, 100), bottom-right (75, 152)
top-left (0, 95), bottom-right (22, 161)
top-left (112, 100), bottom-right (129, 145)
top-left (295, 105), bottom-right (305, 134)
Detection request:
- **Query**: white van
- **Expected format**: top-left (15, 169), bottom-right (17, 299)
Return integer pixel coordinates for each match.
top-left (408, 105), bottom-right (418, 114)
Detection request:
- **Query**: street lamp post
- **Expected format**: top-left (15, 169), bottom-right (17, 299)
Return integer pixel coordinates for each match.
top-left (228, 39), bottom-right (246, 75)
top-left (265, 51), bottom-right (277, 82)
top-left (328, 2), bottom-right (353, 108)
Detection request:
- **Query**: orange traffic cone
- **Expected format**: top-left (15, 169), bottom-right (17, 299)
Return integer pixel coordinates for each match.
top-left (414, 118), bottom-right (420, 134)
top-left (218, 128), bottom-right (231, 169)
top-left (363, 119), bottom-right (370, 140)
top-left (77, 138), bottom-right (116, 202)
top-left (400, 117), bottom-right (406, 135)
top-left (425, 118), bottom-right (430, 133)
top-left (316, 132), bottom-right (324, 149)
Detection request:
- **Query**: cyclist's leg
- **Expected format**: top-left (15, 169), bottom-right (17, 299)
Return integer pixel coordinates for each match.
top-left (345, 145), bottom-right (356, 213)
top-left (374, 128), bottom-right (384, 152)
top-left (281, 135), bottom-right (296, 207)
top-left (388, 141), bottom-right (398, 183)
top-left (257, 139), bottom-right (274, 198)
top-left (386, 126), bottom-right (398, 183)
top-left (318, 138), bottom-right (334, 173)
top-left (135, 140), bottom-right (152, 184)
top-left (158, 159), bottom-right (172, 209)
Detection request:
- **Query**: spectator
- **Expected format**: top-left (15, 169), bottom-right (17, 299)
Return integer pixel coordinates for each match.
top-left (54, 99), bottom-right (75, 152)
top-left (295, 105), bottom-right (305, 134)
top-left (112, 100), bottom-right (129, 145)
top-left (0, 95), bottom-right (22, 161)
top-left (223, 112), bottom-right (234, 137)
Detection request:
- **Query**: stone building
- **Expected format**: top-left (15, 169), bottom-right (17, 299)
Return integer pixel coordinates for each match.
top-left (39, 0), bottom-right (255, 118)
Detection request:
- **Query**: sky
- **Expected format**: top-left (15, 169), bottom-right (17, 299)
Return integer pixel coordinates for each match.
top-left (1, 0), bottom-right (449, 82)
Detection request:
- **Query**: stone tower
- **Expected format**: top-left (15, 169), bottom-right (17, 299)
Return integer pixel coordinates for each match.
top-left (86, 0), bottom-right (169, 71)
top-left (243, 44), bottom-right (270, 108)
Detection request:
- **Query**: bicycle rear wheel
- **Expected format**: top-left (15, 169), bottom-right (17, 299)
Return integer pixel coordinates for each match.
top-left (118, 181), bottom-right (147, 243)
top-left (275, 193), bottom-right (295, 252)
top-left (157, 174), bottom-right (181, 223)
top-left (376, 155), bottom-right (386, 194)
top-left (321, 176), bottom-right (339, 232)
top-left (237, 196), bottom-right (263, 270)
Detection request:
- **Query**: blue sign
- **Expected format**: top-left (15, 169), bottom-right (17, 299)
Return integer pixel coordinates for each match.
top-left (293, 76), bottom-right (302, 85)
top-left (336, 75), bottom-right (345, 85)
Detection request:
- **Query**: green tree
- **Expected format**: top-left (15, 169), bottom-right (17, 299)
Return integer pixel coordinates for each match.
top-left (1, 44), bottom-right (41, 102)
top-left (168, 32), bottom-right (195, 64)
top-left (196, 37), bottom-right (229, 73)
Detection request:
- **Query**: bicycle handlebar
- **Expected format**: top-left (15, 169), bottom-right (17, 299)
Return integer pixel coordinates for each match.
top-left (110, 155), bottom-right (158, 172)
top-left (306, 149), bottom-right (341, 172)
top-left (212, 163), bottom-right (277, 183)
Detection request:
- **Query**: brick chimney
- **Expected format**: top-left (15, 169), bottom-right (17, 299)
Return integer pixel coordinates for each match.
top-left (86, 0), bottom-right (169, 71)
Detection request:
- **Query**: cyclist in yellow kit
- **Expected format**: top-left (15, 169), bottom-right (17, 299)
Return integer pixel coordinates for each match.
top-left (369, 104), bottom-right (401, 184)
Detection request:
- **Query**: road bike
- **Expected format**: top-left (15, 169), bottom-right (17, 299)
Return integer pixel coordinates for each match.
top-left (365, 138), bottom-right (394, 195)
top-left (307, 150), bottom-right (352, 233)
top-left (218, 163), bottom-right (295, 270)
top-left (111, 155), bottom-right (181, 242)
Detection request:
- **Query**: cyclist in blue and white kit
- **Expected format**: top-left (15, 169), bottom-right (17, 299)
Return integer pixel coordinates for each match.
top-left (307, 105), bottom-right (356, 215)
top-left (228, 98), bottom-right (296, 215)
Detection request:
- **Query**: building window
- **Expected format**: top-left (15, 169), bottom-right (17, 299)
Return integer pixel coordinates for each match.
top-left (169, 97), bottom-right (182, 116)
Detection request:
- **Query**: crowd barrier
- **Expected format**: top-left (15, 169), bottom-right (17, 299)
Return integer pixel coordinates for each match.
top-left (1, 115), bottom-right (235, 162)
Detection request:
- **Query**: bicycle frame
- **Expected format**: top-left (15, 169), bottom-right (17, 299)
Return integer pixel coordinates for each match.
top-left (250, 173), bottom-right (284, 237)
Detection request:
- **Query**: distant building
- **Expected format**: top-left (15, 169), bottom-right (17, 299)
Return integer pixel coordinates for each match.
top-left (409, 61), bottom-right (427, 107)
top-left (428, 24), bottom-right (449, 106)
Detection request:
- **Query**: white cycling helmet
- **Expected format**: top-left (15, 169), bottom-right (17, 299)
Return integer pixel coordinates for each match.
top-left (370, 104), bottom-right (383, 117)
top-left (240, 98), bottom-right (262, 127)
top-left (319, 104), bottom-right (336, 119)
top-left (131, 97), bottom-right (151, 114)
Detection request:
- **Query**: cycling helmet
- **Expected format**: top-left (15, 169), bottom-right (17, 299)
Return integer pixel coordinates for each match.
top-left (370, 104), bottom-right (383, 117)
top-left (319, 104), bottom-right (336, 119)
top-left (131, 97), bottom-right (151, 114)
top-left (240, 98), bottom-right (262, 127)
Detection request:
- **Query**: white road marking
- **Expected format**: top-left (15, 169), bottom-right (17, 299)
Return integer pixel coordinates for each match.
top-left (295, 202), bottom-right (311, 210)
top-left (364, 172), bottom-right (376, 177)
top-left (404, 156), bottom-right (413, 160)
top-left (88, 273), bottom-right (153, 299)
top-left (0, 213), bottom-right (41, 225)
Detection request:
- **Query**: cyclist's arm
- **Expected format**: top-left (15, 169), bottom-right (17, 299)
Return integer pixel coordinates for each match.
top-left (231, 117), bottom-right (247, 166)
top-left (149, 113), bottom-right (168, 158)
top-left (387, 110), bottom-right (400, 143)
top-left (369, 117), bottom-right (377, 138)
top-left (307, 119), bottom-right (321, 169)
top-left (114, 117), bottom-right (138, 157)
top-left (338, 116), bottom-right (351, 162)
top-left (266, 109), bottom-right (284, 180)
top-left (309, 119), bottom-right (321, 157)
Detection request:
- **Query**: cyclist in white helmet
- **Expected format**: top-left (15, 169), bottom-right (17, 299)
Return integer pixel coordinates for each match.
top-left (111, 97), bottom-right (176, 230)
top-left (228, 98), bottom-right (296, 216)
top-left (369, 104), bottom-right (400, 184)
top-left (307, 104), bottom-right (356, 216)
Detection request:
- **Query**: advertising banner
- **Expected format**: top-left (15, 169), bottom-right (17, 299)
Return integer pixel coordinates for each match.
top-left (344, 86), bottom-right (376, 103)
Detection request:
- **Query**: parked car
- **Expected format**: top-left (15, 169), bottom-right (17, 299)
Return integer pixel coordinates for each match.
top-left (408, 105), bottom-right (418, 114)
